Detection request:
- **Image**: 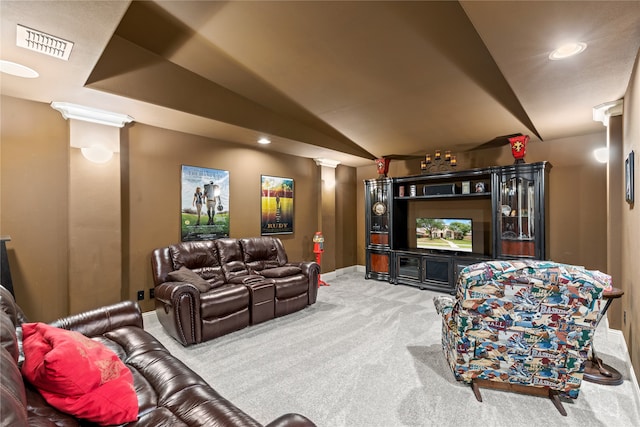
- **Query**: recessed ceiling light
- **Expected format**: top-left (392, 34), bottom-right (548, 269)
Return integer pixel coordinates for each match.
top-left (258, 137), bottom-right (271, 145)
top-left (549, 42), bottom-right (587, 60)
top-left (0, 60), bottom-right (38, 78)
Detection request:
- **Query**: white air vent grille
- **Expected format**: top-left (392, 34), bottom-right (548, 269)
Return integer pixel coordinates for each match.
top-left (16, 24), bottom-right (74, 61)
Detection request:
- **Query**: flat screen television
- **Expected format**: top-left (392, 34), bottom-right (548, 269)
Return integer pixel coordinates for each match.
top-left (416, 218), bottom-right (472, 253)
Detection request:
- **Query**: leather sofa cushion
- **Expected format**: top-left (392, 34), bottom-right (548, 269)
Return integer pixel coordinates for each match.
top-left (241, 237), bottom-right (282, 270)
top-left (273, 275), bottom-right (309, 299)
top-left (169, 241), bottom-right (223, 281)
top-left (21, 322), bottom-right (138, 425)
top-left (260, 266), bottom-right (302, 278)
top-left (200, 285), bottom-right (250, 319)
top-left (216, 239), bottom-right (251, 281)
top-left (168, 267), bottom-right (212, 292)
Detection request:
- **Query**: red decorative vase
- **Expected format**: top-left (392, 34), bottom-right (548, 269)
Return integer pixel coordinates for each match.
top-left (509, 135), bottom-right (529, 164)
top-left (375, 158), bottom-right (391, 178)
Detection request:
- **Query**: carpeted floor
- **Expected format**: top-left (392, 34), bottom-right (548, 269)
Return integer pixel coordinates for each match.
top-left (143, 271), bottom-right (640, 427)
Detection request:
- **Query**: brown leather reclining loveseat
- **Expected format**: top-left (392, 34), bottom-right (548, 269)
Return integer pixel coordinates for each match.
top-left (0, 285), bottom-right (316, 426)
top-left (151, 236), bottom-right (320, 346)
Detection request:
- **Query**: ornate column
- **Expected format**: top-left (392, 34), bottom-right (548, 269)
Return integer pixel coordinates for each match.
top-left (314, 158), bottom-right (341, 276)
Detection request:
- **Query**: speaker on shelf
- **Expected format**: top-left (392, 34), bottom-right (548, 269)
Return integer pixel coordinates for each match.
top-left (423, 183), bottom-right (456, 196)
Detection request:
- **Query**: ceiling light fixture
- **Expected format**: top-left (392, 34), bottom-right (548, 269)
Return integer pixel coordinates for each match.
top-left (51, 102), bottom-right (134, 127)
top-left (0, 60), bottom-right (38, 78)
top-left (258, 137), bottom-right (271, 145)
top-left (549, 42), bottom-right (587, 60)
top-left (16, 24), bottom-right (74, 60)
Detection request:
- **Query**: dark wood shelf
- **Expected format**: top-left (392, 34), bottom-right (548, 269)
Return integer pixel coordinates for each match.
top-left (395, 192), bottom-right (490, 201)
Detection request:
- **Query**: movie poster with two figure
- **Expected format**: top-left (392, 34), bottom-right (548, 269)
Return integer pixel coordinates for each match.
top-left (181, 165), bottom-right (230, 242)
top-left (261, 175), bottom-right (294, 235)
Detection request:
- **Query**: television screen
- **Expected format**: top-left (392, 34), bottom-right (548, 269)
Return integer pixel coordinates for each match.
top-left (416, 218), bottom-right (472, 253)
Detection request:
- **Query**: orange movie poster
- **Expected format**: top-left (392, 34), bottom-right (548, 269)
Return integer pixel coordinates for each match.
top-left (261, 175), bottom-right (293, 235)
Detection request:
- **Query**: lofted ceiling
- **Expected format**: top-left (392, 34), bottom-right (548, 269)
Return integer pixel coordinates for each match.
top-left (1, 1), bottom-right (639, 167)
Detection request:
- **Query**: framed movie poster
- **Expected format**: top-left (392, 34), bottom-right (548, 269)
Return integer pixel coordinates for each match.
top-left (181, 165), bottom-right (230, 241)
top-left (261, 175), bottom-right (294, 235)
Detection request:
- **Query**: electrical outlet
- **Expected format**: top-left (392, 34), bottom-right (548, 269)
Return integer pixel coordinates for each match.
top-left (137, 290), bottom-right (144, 301)
top-left (149, 288), bottom-right (155, 299)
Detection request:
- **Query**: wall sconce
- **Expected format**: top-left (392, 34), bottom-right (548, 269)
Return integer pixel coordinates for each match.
top-left (593, 147), bottom-right (609, 164)
top-left (80, 145), bottom-right (114, 164)
top-left (51, 101), bottom-right (132, 164)
top-left (421, 150), bottom-right (457, 173)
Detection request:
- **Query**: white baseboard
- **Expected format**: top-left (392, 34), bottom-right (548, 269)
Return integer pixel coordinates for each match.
top-left (320, 265), bottom-right (362, 281)
top-left (607, 328), bottom-right (640, 398)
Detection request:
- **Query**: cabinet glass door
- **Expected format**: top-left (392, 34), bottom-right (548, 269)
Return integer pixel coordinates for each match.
top-left (397, 255), bottom-right (420, 280)
top-left (369, 183), bottom-right (390, 247)
top-left (499, 176), bottom-right (536, 257)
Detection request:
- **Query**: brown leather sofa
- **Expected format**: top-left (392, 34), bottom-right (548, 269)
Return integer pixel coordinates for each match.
top-left (151, 237), bottom-right (319, 346)
top-left (0, 285), bottom-right (316, 427)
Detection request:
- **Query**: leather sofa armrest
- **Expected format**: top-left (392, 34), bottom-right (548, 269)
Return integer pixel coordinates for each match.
top-left (290, 261), bottom-right (320, 277)
top-left (49, 300), bottom-right (142, 337)
top-left (288, 262), bottom-right (320, 304)
top-left (154, 282), bottom-right (202, 346)
top-left (0, 346), bottom-right (29, 426)
top-left (265, 413), bottom-right (317, 427)
top-left (154, 280), bottom-right (203, 298)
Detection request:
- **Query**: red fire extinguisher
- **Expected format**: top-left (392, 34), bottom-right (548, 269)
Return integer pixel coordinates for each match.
top-left (313, 232), bottom-right (329, 287)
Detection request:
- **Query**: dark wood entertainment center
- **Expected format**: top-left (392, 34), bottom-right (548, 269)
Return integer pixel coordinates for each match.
top-left (364, 162), bottom-right (550, 293)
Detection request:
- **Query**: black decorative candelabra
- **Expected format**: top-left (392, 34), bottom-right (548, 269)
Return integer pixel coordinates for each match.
top-left (420, 150), bottom-right (457, 173)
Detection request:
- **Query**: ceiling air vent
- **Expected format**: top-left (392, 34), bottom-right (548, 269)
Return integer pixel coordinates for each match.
top-left (16, 24), bottom-right (74, 61)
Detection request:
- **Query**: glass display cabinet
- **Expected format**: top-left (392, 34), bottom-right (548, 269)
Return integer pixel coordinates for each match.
top-left (365, 178), bottom-right (393, 280)
top-left (493, 162), bottom-right (550, 260)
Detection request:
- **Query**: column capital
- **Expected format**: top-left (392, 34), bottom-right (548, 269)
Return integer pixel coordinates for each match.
top-left (314, 158), bottom-right (341, 168)
top-left (593, 99), bottom-right (623, 126)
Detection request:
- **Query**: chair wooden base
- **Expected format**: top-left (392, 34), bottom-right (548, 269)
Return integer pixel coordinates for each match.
top-left (470, 379), bottom-right (567, 416)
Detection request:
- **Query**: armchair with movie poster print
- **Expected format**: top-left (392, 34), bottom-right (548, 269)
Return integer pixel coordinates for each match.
top-left (434, 260), bottom-right (610, 415)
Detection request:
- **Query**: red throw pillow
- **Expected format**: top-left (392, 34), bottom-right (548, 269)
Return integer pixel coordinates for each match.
top-left (20, 322), bottom-right (138, 425)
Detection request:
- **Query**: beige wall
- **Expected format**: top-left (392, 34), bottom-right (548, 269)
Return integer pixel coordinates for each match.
top-left (336, 166), bottom-right (358, 270)
top-left (606, 115), bottom-right (624, 331)
top-left (622, 51), bottom-right (640, 381)
top-left (68, 121), bottom-right (122, 314)
top-left (1, 96), bottom-right (70, 321)
top-left (318, 165), bottom-right (337, 274)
